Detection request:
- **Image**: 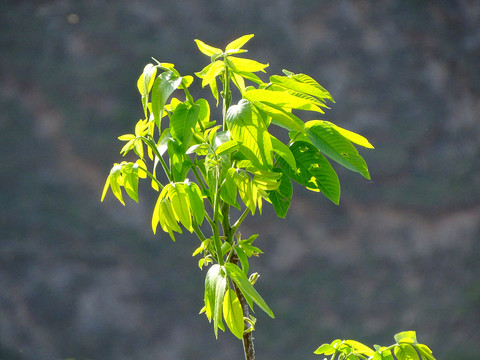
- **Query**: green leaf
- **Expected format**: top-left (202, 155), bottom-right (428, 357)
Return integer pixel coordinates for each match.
top-left (394, 331), bottom-right (417, 344)
top-left (122, 162), bottom-right (139, 202)
top-left (281, 71), bottom-right (334, 102)
top-left (328, 122), bottom-right (374, 149)
top-left (167, 183), bottom-right (193, 232)
top-left (227, 56), bottom-right (268, 73)
top-left (271, 135), bottom-right (296, 170)
top-left (185, 180), bottom-right (205, 225)
top-left (306, 120), bottom-right (371, 179)
top-left (151, 71), bottom-right (183, 129)
top-left (215, 140), bottom-right (239, 156)
top-left (223, 288), bottom-right (244, 339)
top-left (314, 343), bottom-right (336, 355)
top-left (225, 263), bottom-right (274, 318)
top-left (226, 34), bottom-right (254, 51)
top-left (268, 170), bottom-right (293, 218)
top-left (199, 61), bottom-right (225, 88)
top-left (100, 175), bottom-right (111, 202)
top-left (194, 39), bottom-right (222, 57)
top-left (344, 340), bottom-right (375, 356)
top-left (109, 164), bottom-right (125, 205)
top-left (137, 64), bottom-right (158, 117)
top-left (235, 247), bottom-right (249, 274)
top-left (244, 89), bottom-right (324, 113)
top-left (278, 141), bottom-right (340, 204)
top-left (416, 344), bottom-right (435, 360)
top-left (270, 73), bottom-right (333, 103)
top-left (394, 344), bottom-right (420, 360)
top-left (252, 101), bottom-right (306, 134)
top-left (195, 98), bottom-right (211, 124)
top-left (204, 264), bottom-right (227, 338)
top-left (226, 99), bottom-right (273, 169)
top-left (170, 103), bottom-right (200, 151)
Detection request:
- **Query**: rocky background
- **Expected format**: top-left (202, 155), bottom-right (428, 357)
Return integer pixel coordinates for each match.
top-left (1, 1), bottom-right (479, 359)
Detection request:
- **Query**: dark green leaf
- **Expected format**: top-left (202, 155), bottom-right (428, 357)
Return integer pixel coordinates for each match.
top-left (278, 141), bottom-right (340, 204)
top-left (306, 120), bottom-right (371, 179)
top-left (268, 170), bottom-right (293, 218)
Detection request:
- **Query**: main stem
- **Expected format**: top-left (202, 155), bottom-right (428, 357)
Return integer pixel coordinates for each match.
top-left (221, 204), bottom-right (256, 360)
top-left (221, 64), bottom-right (255, 360)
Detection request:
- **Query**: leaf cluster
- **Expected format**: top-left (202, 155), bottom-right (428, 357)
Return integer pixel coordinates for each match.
top-left (101, 34), bottom-right (373, 340)
top-left (314, 331), bottom-right (436, 360)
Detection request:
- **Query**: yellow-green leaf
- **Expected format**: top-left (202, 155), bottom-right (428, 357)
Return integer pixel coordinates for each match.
top-left (223, 288), bottom-right (244, 339)
top-left (226, 34), bottom-right (254, 51)
top-left (194, 39), bottom-right (222, 57)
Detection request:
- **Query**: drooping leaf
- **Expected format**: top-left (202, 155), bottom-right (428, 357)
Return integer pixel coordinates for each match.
top-left (185, 180), bottom-right (205, 225)
top-left (151, 71), bottom-right (183, 129)
top-left (306, 120), bottom-right (371, 179)
top-left (223, 288), bottom-right (244, 339)
top-left (226, 99), bottom-right (273, 169)
top-left (109, 164), bottom-right (125, 205)
top-left (204, 264), bottom-right (227, 338)
top-left (225, 263), bottom-right (274, 318)
top-left (167, 183), bottom-right (193, 232)
top-left (137, 63), bottom-right (158, 117)
top-left (268, 170), bottom-right (293, 218)
top-left (122, 162), bottom-right (139, 202)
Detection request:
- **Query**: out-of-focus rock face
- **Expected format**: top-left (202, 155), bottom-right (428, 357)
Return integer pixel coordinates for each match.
top-left (1, 1), bottom-right (479, 359)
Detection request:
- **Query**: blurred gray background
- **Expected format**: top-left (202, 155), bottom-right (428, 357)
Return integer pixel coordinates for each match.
top-left (1, 1), bottom-right (479, 359)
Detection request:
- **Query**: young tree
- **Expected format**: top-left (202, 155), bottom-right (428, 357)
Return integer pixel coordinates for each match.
top-left (101, 34), bottom-right (435, 360)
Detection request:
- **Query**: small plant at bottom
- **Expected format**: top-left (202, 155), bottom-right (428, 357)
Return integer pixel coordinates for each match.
top-left (101, 34), bottom-right (435, 360)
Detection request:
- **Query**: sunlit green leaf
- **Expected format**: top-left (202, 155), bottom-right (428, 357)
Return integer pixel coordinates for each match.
top-left (226, 99), bottom-right (273, 169)
top-left (170, 103), bottom-right (200, 151)
top-left (185, 181), bottom-right (205, 225)
top-left (306, 120), bottom-right (370, 179)
top-left (270, 73), bottom-right (333, 103)
top-left (167, 183), bottom-right (193, 232)
top-left (394, 331), bottom-right (417, 345)
top-left (252, 101), bottom-right (306, 133)
top-left (194, 39), bottom-right (222, 57)
top-left (394, 344), bottom-right (420, 360)
top-left (151, 71), bottom-right (183, 129)
top-left (226, 34), bottom-right (254, 51)
top-left (271, 135), bottom-right (296, 170)
top-left (326, 122), bottom-right (374, 149)
top-left (281, 70), bottom-right (334, 102)
top-left (227, 56), bottom-right (268, 73)
top-left (244, 89), bottom-right (324, 113)
top-left (223, 288), bottom-right (244, 339)
top-left (225, 263), bottom-right (274, 318)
